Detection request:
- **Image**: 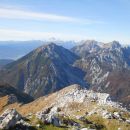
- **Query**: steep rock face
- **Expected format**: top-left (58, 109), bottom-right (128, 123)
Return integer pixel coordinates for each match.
top-left (0, 43), bottom-right (87, 98)
top-left (72, 41), bottom-right (128, 70)
top-left (72, 40), bottom-right (130, 107)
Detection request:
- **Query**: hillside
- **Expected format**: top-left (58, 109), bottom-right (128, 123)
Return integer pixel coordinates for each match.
top-left (0, 84), bottom-right (130, 130)
top-left (0, 43), bottom-right (87, 98)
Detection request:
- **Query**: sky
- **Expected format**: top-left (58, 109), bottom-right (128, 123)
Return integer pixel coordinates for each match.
top-left (0, 0), bottom-right (130, 44)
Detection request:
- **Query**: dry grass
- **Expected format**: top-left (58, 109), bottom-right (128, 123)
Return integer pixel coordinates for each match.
top-left (0, 96), bottom-right (8, 112)
top-left (0, 85), bottom-right (130, 130)
top-left (87, 114), bottom-right (130, 130)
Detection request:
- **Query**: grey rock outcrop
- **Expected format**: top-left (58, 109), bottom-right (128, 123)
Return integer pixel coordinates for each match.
top-left (0, 109), bottom-right (21, 129)
top-left (16, 119), bottom-right (31, 126)
top-left (80, 128), bottom-right (96, 130)
top-left (113, 112), bottom-right (121, 119)
top-left (36, 106), bottom-right (61, 127)
top-left (54, 84), bottom-right (122, 109)
top-left (102, 111), bottom-right (113, 119)
top-left (126, 119), bottom-right (130, 124)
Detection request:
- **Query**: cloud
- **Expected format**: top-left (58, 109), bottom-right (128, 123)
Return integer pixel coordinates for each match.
top-left (0, 28), bottom-right (87, 41)
top-left (0, 8), bottom-right (104, 24)
top-left (0, 28), bottom-right (129, 44)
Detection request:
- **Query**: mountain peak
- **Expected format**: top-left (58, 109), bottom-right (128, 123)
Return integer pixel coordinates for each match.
top-left (83, 40), bottom-right (99, 46)
top-left (36, 42), bottom-right (58, 52)
top-left (0, 43), bottom-right (87, 98)
top-left (109, 41), bottom-right (121, 49)
top-left (71, 40), bottom-right (101, 56)
top-left (45, 42), bottom-right (57, 48)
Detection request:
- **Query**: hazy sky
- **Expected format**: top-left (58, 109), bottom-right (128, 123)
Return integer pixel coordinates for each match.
top-left (0, 0), bottom-right (130, 44)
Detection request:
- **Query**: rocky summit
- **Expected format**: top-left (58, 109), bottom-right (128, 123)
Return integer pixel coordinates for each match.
top-left (0, 109), bottom-right (21, 129)
top-left (0, 84), bottom-right (130, 130)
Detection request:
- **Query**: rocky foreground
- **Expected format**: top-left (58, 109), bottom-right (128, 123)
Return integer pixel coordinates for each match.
top-left (0, 84), bottom-right (130, 130)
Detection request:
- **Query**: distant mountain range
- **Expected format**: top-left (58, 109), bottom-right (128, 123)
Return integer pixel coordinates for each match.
top-left (0, 40), bottom-right (130, 109)
top-left (0, 59), bottom-right (14, 67)
top-left (0, 40), bottom-right (76, 60)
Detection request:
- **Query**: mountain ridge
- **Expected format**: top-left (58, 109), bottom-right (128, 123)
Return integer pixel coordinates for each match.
top-left (72, 40), bottom-right (130, 108)
top-left (0, 41), bottom-right (130, 108)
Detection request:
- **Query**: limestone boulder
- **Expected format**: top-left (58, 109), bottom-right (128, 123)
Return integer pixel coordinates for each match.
top-left (0, 109), bottom-right (21, 129)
